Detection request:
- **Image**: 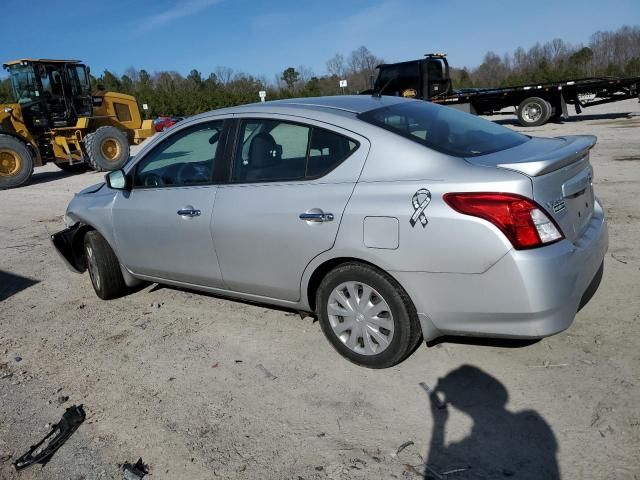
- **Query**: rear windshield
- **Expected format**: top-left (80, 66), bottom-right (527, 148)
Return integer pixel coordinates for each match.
top-left (358, 101), bottom-right (528, 157)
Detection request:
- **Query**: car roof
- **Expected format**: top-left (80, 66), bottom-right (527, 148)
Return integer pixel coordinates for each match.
top-left (262, 95), bottom-right (408, 114)
top-left (189, 95), bottom-right (412, 123)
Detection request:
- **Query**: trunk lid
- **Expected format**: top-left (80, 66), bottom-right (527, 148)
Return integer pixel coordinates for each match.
top-left (466, 135), bottom-right (597, 242)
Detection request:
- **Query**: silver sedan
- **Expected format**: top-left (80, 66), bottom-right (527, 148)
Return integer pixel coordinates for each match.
top-left (52, 96), bottom-right (608, 368)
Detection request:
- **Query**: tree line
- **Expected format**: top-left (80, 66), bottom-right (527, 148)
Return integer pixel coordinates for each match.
top-left (451, 25), bottom-right (640, 88)
top-left (1, 25), bottom-right (638, 117)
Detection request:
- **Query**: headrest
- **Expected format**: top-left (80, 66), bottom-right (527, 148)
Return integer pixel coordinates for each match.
top-left (248, 133), bottom-right (282, 168)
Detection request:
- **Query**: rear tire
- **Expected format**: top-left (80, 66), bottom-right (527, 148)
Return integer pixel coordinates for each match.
top-left (316, 262), bottom-right (422, 368)
top-left (84, 231), bottom-right (128, 300)
top-left (84, 126), bottom-right (130, 172)
top-left (0, 135), bottom-right (33, 189)
top-left (517, 97), bottom-right (551, 127)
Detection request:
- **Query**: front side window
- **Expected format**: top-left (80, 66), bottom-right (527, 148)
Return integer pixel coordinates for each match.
top-left (233, 119), bottom-right (358, 182)
top-left (134, 121), bottom-right (223, 188)
top-left (358, 101), bottom-right (529, 157)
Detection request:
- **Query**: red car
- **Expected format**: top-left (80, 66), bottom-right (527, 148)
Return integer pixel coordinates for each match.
top-left (153, 116), bottom-right (184, 132)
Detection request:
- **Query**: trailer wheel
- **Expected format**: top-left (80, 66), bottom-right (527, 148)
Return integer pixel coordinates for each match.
top-left (84, 126), bottom-right (130, 172)
top-left (0, 134), bottom-right (34, 189)
top-left (517, 97), bottom-right (551, 127)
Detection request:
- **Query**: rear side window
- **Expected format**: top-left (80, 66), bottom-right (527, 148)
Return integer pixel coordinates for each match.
top-left (233, 119), bottom-right (358, 182)
top-left (307, 129), bottom-right (358, 177)
top-left (358, 101), bottom-right (528, 157)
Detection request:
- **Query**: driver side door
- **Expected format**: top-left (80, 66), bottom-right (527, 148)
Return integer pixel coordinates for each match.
top-left (112, 119), bottom-right (228, 287)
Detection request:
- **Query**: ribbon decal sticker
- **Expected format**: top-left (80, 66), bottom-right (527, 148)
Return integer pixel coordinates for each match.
top-left (410, 188), bottom-right (431, 228)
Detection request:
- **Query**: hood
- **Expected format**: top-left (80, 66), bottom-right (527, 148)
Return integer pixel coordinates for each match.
top-left (76, 182), bottom-right (105, 195)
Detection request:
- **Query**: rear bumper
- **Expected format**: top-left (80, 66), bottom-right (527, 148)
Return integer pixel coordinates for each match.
top-left (393, 199), bottom-right (608, 341)
top-left (51, 224), bottom-right (85, 273)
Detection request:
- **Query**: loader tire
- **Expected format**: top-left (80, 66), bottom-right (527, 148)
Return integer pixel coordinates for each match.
top-left (0, 134), bottom-right (33, 189)
top-left (84, 126), bottom-right (129, 172)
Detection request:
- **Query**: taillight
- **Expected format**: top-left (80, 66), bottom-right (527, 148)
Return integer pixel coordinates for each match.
top-left (443, 192), bottom-right (563, 249)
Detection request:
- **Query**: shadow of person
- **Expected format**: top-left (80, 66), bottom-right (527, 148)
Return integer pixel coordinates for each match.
top-left (425, 365), bottom-right (559, 479)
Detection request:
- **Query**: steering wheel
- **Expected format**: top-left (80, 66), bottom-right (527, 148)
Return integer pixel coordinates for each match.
top-left (176, 163), bottom-right (210, 185)
top-left (143, 173), bottom-right (165, 187)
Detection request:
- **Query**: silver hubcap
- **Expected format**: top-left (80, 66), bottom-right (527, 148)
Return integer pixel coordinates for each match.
top-left (86, 245), bottom-right (100, 289)
top-left (327, 281), bottom-right (394, 355)
top-left (522, 102), bottom-right (543, 123)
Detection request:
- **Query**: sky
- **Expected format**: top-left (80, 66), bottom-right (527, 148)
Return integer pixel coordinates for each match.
top-left (2, 0), bottom-right (639, 82)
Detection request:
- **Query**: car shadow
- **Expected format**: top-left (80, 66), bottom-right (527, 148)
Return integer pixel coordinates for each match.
top-left (0, 270), bottom-right (39, 301)
top-left (423, 365), bottom-right (560, 479)
top-left (426, 336), bottom-right (540, 349)
top-left (145, 283), bottom-right (306, 317)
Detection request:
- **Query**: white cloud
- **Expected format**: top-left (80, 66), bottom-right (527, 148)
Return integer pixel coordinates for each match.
top-left (140, 0), bottom-right (223, 32)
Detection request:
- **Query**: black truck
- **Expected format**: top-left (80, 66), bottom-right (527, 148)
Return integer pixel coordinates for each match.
top-left (368, 53), bottom-right (640, 127)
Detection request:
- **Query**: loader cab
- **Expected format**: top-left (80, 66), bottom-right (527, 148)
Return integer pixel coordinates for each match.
top-left (3, 59), bottom-right (93, 131)
top-left (372, 53), bottom-right (452, 100)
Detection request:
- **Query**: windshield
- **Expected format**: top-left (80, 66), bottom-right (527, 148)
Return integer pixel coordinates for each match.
top-left (8, 65), bottom-right (39, 103)
top-left (358, 101), bottom-right (529, 157)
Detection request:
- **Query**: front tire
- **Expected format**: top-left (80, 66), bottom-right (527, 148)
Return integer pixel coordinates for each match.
top-left (84, 231), bottom-right (128, 300)
top-left (84, 126), bottom-right (130, 171)
top-left (0, 135), bottom-right (34, 189)
top-left (316, 262), bottom-right (422, 368)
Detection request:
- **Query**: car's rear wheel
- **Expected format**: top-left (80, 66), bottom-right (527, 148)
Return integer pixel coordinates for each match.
top-left (84, 231), bottom-right (128, 300)
top-left (316, 262), bottom-right (422, 368)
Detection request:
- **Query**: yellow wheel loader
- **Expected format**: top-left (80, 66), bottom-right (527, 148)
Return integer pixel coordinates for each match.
top-left (0, 59), bottom-right (154, 189)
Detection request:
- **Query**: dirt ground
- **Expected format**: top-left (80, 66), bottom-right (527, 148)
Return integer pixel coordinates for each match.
top-left (1, 99), bottom-right (639, 480)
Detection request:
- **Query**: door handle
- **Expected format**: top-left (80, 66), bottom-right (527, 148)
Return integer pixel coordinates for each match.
top-left (299, 212), bottom-right (334, 222)
top-left (177, 208), bottom-right (201, 217)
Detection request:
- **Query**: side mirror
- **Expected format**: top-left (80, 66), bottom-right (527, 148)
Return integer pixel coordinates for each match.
top-left (105, 169), bottom-right (131, 190)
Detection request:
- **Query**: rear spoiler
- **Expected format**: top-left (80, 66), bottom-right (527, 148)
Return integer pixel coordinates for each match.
top-left (496, 135), bottom-right (597, 177)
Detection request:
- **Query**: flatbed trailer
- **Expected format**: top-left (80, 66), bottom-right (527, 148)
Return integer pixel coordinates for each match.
top-left (369, 54), bottom-right (640, 126)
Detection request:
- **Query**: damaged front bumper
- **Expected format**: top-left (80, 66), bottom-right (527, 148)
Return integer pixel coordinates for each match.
top-left (50, 224), bottom-right (85, 273)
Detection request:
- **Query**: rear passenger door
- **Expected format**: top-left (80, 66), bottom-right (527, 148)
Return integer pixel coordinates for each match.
top-left (212, 116), bottom-right (369, 302)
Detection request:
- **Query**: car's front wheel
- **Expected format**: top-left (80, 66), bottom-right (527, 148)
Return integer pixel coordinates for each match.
top-left (316, 262), bottom-right (422, 368)
top-left (84, 231), bottom-right (128, 300)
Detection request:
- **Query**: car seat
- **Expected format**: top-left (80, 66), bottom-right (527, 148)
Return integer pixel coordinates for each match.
top-left (244, 133), bottom-right (283, 181)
